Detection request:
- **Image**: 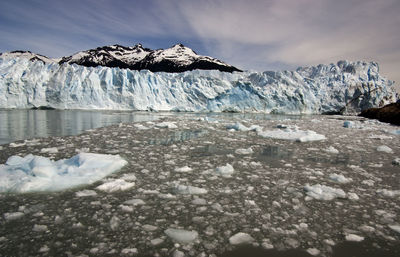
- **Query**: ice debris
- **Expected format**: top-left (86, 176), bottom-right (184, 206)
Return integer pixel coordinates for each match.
top-left (304, 184), bottom-right (346, 200)
top-left (228, 232), bottom-right (254, 245)
top-left (345, 234), bottom-right (364, 242)
top-left (258, 127), bottom-right (326, 142)
top-left (376, 145), bottom-right (393, 153)
top-left (173, 184), bottom-right (207, 195)
top-left (215, 164), bottom-right (235, 177)
top-left (0, 153), bottom-right (127, 192)
top-left (164, 228), bottom-right (198, 244)
top-left (96, 179), bottom-right (135, 192)
top-left (329, 173), bottom-right (352, 184)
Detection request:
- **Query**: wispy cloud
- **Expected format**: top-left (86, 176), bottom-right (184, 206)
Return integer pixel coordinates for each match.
top-left (0, 0), bottom-right (399, 86)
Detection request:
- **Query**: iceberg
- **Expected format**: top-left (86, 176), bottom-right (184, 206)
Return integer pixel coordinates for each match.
top-left (0, 57), bottom-right (397, 114)
top-left (0, 153), bottom-right (127, 193)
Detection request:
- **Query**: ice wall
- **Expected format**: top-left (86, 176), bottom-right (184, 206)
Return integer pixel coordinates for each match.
top-left (0, 57), bottom-right (397, 114)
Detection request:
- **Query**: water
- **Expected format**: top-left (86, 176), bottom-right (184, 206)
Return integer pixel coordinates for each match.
top-left (0, 111), bottom-right (399, 257)
top-left (0, 109), bottom-right (160, 145)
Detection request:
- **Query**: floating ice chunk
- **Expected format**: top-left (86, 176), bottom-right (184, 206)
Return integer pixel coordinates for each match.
top-left (174, 166), bottom-right (193, 172)
top-left (389, 225), bottom-right (400, 234)
top-left (192, 198), bottom-right (207, 205)
top-left (120, 205), bottom-right (134, 212)
top-left (215, 164), bottom-right (235, 177)
top-left (229, 232), bottom-right (254, 245)
top-left (329, 173), bottom-right (352, 184)
top-left (96, 179), bottom-right (135, 192)
top-left (172, 250), bottom-right (185, 257)
top-left (40, 147), bottom-right (58, 154)
top-left (124, 199), bottom-right (145, 205)
top-left (134, 124), bottom-right (149, 130)
top-left (325, 146), bottom-right (339, 154)
top-left (110, 216), bottom-right (120, 230)
top-left (173, 184), bottom-right (207, 195)
top-left (393, 158), bottom-right (400, 166)
top-left (368, 134), bottom-right (392, 140)
top-left (258, 128), bottom-right (326, 142)
top-left (377, 145), bottom-right (393, 153)
top-left (235, 147), bottom-right (253, 155)
top-left (142, 224), bottom-right (158, 232)
top-left (158, 193), bottom-right (177, 199)
top-left (76, 190), bottom-right (97, 197)
top-left (150, 238), bottom-right (164, 246)
top-left (164, 228), bottom-right (198, 244)
top-left (226, 123), bottom-right (261, 132)
top-left (390, 130), bottom-right (400, 135)
top-left (345, 234), bottom-right (364, 242)
top-left (0, 153), bottom-right (127, 193)
top-left (121, 248), bottom-right (138, 255)
top-left (377, 189), bottom-right (400, 197)
top-left (348, 192), bottom-right (360, 200)
top-left (307, 248), bottom-right (320, 256)
top-left (120, 173), bottom-right (137, 181)
top-left (4, 212), bottom-right (24, 221)
top-left (304, 184), bottom-right (346, 200)
top-left (155, 122), bottom-right (177, 129)
top-left (343, 121), bottom-right (364, 129)
top-left (33, 224), bottom-right (48, 232)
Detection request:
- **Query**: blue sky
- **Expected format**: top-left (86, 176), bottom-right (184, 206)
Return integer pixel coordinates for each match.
top-left (1, 0), bottom-right (399, 86)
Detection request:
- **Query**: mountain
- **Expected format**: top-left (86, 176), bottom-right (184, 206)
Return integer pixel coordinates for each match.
top-left (0, 44), bottom-right (241, 73)
top-left (0, 50), bottom-right (56, 64)
top-left (0, 55), bottom-right (397, 113)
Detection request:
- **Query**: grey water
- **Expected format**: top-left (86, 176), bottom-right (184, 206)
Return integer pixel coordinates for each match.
top-left (0, 109), bottom-right (161, 145)
top-left (0, 109), bottom-right (301, 145)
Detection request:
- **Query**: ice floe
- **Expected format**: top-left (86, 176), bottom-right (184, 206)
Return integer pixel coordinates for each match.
top-left (376, 145), bottom-right (393, 153)
top-left (164, 228), bottom-right (198, 244)
top-left (173, 184), bottom-right (208, 195)
top-left (304, 184), bottom-right (346, 200)
top-left (329, 173), bottom-right (352, 184)
top-left (215, 164), bottom-right (235, 177)
top-left (0, 153), bottom-right (127, 192)
top-left (258, 127), bottom-right (326, 142)
top-left (228, 232), bottom-right (254, 245)
top-left (345, 234), bottom-right (364, 242)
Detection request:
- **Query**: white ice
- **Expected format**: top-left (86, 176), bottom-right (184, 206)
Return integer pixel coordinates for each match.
top-left (1, 57), bottom-right (396, 114)
top-left (345, 234), bottom-right (364, 242)
top-left (164, 228), bottom-right (198, 244)
top-left (376, 145), bottom-right (393, 153)
top-left (304, 184), bottom-right (346, 200)
top-left (229, 232), bottom-right (255, 245)
top-left (0, 153), bottom-right (127, 192)
top-left (329, 173), bottom-right (352, 184)
top-left (215, 164), bottom-right (235, 177)
top-left (173, 184), bottom-right (208, 195)
top-left (258, 127), bottom-right (326, 142)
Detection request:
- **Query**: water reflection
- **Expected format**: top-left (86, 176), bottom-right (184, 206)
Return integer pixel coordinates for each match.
top-left (0, 109), bottom-right (159, 145)
top-left (148, 129), bottom-right (208, 145)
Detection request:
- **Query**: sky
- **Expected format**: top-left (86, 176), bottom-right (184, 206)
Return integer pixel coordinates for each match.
top-left (0, 0), bottom-right (399, 90)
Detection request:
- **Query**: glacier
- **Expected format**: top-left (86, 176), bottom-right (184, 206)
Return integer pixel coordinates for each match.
top-left (0, 56), bottom-right (397, 114)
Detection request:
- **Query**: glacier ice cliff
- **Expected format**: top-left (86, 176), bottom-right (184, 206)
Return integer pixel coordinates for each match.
top-left (0, 57), bottom-right (397, 114)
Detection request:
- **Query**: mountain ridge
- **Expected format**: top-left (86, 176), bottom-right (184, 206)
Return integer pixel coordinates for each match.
top-left (0, 44), bottom-right (242, 73)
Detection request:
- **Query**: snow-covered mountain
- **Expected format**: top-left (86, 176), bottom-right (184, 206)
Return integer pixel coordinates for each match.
top-left (0, 55), bottom-right (397, 114)
top-left (11, 44), bottom-right (236, 73)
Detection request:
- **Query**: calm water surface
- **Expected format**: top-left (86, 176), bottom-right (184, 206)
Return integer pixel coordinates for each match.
top-left (0, 109), bottom-right (161, 145)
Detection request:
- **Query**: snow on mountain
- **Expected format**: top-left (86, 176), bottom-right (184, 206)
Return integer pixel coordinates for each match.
top-left (59, 44), bottom-right (241, 73)
top-left (0, 50), bottom-right (56, 64)
top-left (0, 56), bottom-right (397, 114)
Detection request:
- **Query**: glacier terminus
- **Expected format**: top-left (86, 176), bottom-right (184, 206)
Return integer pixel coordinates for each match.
top-left (0, 55), bottom-right (397, 114)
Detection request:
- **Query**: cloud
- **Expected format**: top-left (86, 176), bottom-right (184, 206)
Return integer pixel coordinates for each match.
top-left (0, 0), bottom-right (399, 88)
